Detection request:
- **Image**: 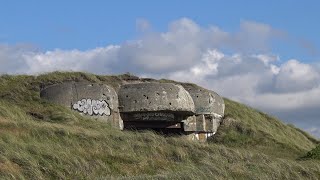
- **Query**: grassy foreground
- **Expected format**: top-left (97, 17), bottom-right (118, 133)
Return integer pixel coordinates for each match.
top-left (0, 72), bottom-right (319, 179)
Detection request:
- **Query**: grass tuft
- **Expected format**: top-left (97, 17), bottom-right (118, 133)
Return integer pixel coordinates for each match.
top-left (301, 145), bottom-right (320, 160)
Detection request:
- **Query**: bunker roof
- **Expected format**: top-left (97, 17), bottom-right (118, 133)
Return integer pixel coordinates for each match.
top-left (181, 83), bottom-right (225, 117)
top-left (118, 82), bottom-right (195, 114)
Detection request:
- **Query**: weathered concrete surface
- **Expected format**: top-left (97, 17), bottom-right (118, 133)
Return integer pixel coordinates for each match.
top-left (40, 81), bottom-right (123, 129)
top-left (40, 82), bottom-right (74, 107)
top-left (183, 115), bottom-right (221, 133)
top-left (181, 83), bottom-right (225, 134)
top-left (209, 90), bottom-right (225, 117)
top-left (118, 82), bottom-right (195, 114)
top-left (181, 83), bottom-right (225, 117)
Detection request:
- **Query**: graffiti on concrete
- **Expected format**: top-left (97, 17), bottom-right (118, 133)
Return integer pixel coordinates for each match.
top-left (72, 99), bottom-right (111, 116)
top-left (133, 112), bottom-right (174, 121)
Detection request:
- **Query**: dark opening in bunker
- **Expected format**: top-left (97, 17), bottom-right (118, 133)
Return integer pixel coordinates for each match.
top-left (120, 111), bottom-right (189, 135)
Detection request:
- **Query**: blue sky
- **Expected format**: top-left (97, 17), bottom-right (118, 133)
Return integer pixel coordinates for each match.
top-left (1, 0), bottom-right (319, 61)
top-left (1, 1), bottom-right (320, 138)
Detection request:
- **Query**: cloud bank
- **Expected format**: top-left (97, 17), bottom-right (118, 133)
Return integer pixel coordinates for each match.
top-left (0, 18), bottom-right (319, 138)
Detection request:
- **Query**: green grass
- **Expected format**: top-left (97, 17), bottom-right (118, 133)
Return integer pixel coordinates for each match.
top-left (211, 98), bottom-right (319, 158)
top-left (301, 145), bottom-right (320, 160)
top-left (0, 72), bottom-right (319, 179)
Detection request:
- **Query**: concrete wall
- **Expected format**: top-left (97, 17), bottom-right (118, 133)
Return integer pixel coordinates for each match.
top-left (181, 83), bottom-right (225, 117)
top-left (118, 82), bottom-right (195, 114)
top-left (40, 81), bottom-right (123, 129)
top-left (181, 83), bottom-right (225, 134)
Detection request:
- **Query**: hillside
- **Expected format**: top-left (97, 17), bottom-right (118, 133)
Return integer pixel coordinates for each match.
top-left (0, 72), bottom-right (319, 179)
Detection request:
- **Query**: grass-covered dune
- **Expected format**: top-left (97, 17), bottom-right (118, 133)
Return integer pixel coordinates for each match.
top-left (0, 72), bottom-right (319, 179)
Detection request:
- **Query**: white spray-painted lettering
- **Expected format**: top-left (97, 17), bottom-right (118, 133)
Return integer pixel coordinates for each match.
top-left (72, 99), bottom-right (111, 116)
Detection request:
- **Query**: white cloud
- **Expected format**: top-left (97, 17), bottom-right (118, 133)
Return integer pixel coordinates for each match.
top-left (0, 18), bottom-right (319, 138)
top-left (0, 44), bottom-right (34, 73)
top-left (252, 54), bottom-right (279, 66)
top-left (274, 59), bottom-right (320, 93)
top-left (21, 46), bottom-right (120, 74)
top-left (250, 86), bottom-right (320, 110)
top-left (237, 20), bottom-right (274, 49)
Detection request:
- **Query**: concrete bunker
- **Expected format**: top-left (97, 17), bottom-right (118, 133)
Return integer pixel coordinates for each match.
top-left (118, 82), bottom-right (195, 132)
top-left (39, 80), bottom-right (225, 141)
top-left (181, 83), bottom-right (225, 141)
top-left (40, 81), bottom-right (123, 129)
